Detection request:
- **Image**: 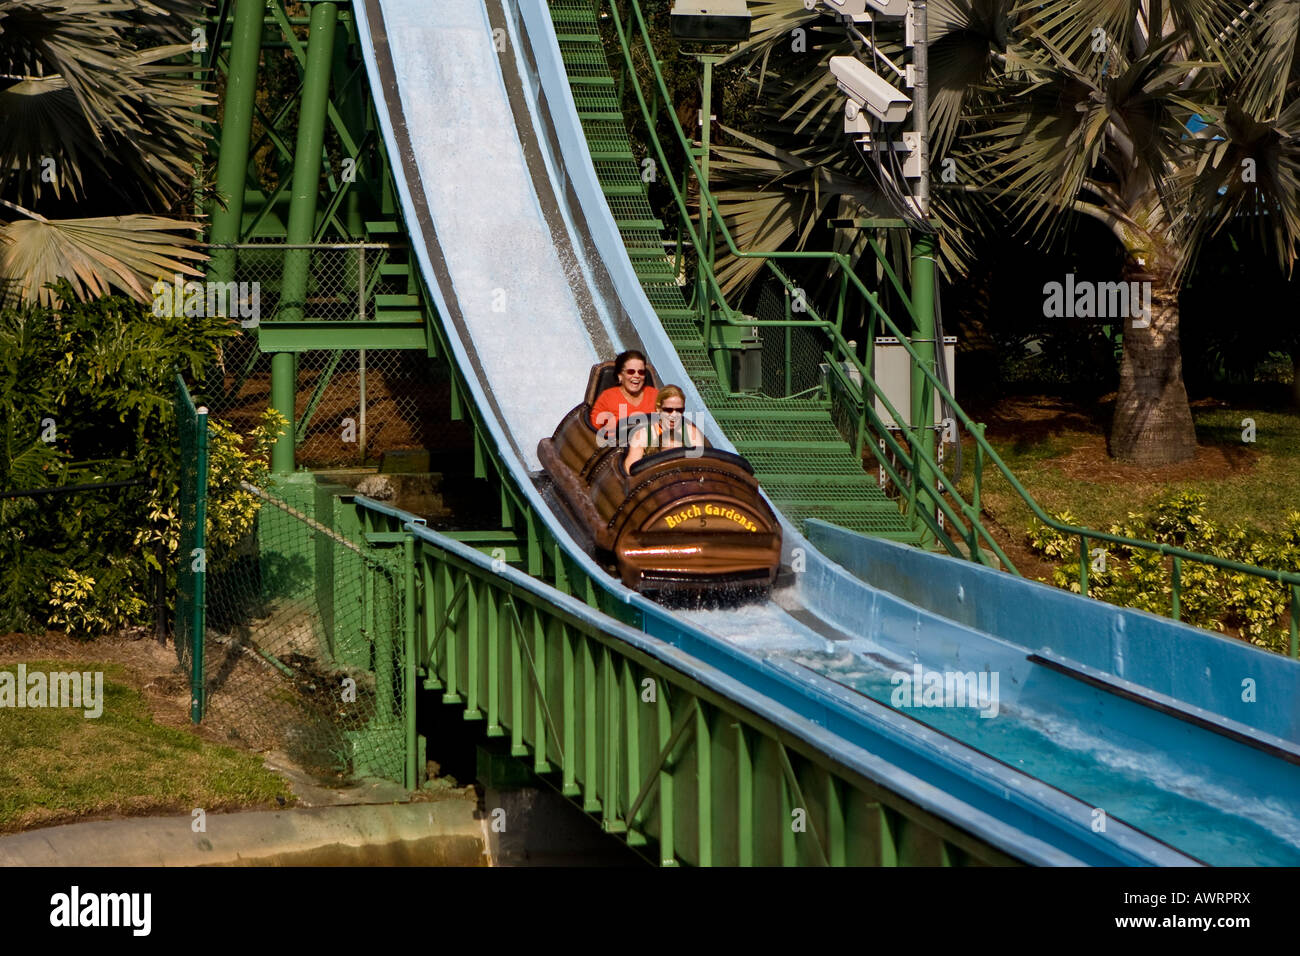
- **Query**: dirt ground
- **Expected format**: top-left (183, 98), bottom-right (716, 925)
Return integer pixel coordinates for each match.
top-left (967, 394), bottom-right (1261, 484)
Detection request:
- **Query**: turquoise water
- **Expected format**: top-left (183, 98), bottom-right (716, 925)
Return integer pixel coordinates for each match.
top-left (789, 647), bottom-right (1300, 866)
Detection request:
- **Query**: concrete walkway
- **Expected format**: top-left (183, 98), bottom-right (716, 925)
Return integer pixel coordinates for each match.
top-left (0, 800), bottom-right (487, 866)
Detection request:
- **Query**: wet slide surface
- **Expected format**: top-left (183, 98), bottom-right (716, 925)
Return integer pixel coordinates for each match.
top-left (355, 0), bottom-right (1300, 865)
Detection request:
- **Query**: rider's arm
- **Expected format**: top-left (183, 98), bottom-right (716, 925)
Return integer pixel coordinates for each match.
top-left (624, 427), bottom-right (648, 474)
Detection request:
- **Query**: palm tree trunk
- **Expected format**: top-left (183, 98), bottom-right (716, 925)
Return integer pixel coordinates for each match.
top-left (1108, 257), bottom-right (1197, 464)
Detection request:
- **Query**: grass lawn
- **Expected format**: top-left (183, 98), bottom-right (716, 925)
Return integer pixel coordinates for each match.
top-left (0, 659), bottom-right (293, 833)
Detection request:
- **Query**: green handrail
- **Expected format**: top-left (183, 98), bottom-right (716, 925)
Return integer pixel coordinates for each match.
top-left (608, 0), bottom-right (1010, 568)
top-left (605, 0), bottom-right (1300, 652)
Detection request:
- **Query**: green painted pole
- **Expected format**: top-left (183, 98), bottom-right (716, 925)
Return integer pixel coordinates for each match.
top-left (192, 406), bottom-right (209, 723)
top-left (1290, 585), bottom-right (1298, 659)
top-left (208, 0), bottom-right (266, 281)
top-left (1079, 535), bottom-right (1089, 597)
top-left (700, 55), bottom-right (714, 280)
top-left (1172, 556), bottom-right (1182, 621)
top-left (910, 233), bottom-right (938, 547)
top-left (274, 0), bottom-right (338, 472)
top-left (404, 535), bottom-right (418, 789)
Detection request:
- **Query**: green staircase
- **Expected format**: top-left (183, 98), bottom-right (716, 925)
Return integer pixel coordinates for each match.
top-left (548, 0), bottom-right (919, 542)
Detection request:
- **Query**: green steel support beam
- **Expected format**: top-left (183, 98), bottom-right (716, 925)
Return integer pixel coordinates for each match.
top-left (259, 321), bottom-right (427, 351)
top-left (404, 534), bottom-right (418, 789)
top-left (208, 0), bottom-right (266, 282)
top-left (275, 0), bottom-right (339, 472)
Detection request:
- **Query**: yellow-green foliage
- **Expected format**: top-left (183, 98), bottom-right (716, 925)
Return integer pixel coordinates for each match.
top-left (134, 408), bottom-right (286, 579)
top-left (1029, 493), bottom-right (1300, 653)
top-left (47, 410), bottom-right (285, 637)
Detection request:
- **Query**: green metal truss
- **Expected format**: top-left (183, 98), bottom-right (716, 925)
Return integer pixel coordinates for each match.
top-left (204, 0), bottom-right (437, 470)
top-left (349, 499), bottom-right (1014, 866)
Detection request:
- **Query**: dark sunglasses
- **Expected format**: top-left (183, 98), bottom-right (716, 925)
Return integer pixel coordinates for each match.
top-left (660, 406), bottom-right (685, 413)
top-left (621, 368), bottom-right (646, 376)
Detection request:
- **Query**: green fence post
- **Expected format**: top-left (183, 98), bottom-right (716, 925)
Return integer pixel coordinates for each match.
top-left (192, 405), bottom-right (209, 723)
top-left (1290, 585), bottom-right (1298, 660)
top-left (1171, 556), bottom-right (1182, 622)
top-left (1079, 535), bottom-right (1089, 598)
top-left (404, 534), bottom-right (418, 789)
top-left (971, 423), bottom-right (985, 562)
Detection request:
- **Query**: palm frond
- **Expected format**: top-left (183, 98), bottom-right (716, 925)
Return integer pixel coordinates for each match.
top-left (929, 0), bottom-right (1011, 157)
top-left (1185, 96), bottom-right (1300, 272)
top-left (1234, 0), bottom-right (1300, 117)
top-left (705, 124), bottom-right (889, 296)
top-left (718, 0), bottom-right (821, 66)
top-left (1009, 0), bottom-right (1135, 70)
top-left (0, 0), bottom-right (146, 137)
top-left (0, 74), bottom-right (106, 202)
top-left (0, 212), bottom-right (206, 307)
top-left (123, 0), bottom-right (209, 44)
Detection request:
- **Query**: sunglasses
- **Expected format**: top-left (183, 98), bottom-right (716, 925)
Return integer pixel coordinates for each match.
top-left (621, 368), bottom-right (646, 376)
top-left (660, 406), bottom-right (685, 414)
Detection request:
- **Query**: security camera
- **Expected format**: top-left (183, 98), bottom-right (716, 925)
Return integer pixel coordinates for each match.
top-left (829, 55), bottom-right (911, 124)
top-left (821, 0), bottom-right (908, 19)
top-left (671, 0), bottom-right (752, 42)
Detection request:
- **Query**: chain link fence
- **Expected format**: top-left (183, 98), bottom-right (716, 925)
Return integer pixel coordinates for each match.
top-left (175, 375), bottom-right (412, 784)
top-left (201, 241), bottom-right (464, 469)
top-left (753, 279), bottom-right (835, 400)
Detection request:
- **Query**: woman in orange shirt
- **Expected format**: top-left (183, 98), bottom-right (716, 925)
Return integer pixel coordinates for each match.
top-left (590, 349), bottom-right (657, 440)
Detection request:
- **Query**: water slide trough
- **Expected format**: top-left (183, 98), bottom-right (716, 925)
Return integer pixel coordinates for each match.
top-left (352, 0), bottom-right (1300, 865)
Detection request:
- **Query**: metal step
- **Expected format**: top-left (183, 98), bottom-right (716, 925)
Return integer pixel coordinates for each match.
top-left (374, 293), bottom-right (421, 308)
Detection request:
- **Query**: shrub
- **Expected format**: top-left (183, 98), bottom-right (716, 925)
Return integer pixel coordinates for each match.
top-left (0, 284), bottom-right (281, 637)
top-left (1028, 493), bottom-right (1300, 653)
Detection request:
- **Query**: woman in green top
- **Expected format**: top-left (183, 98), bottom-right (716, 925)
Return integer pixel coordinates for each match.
top-left (624, 385), bottom-right (704, 474)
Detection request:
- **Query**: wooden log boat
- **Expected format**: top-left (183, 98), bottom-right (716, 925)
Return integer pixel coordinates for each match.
top-left (538, 361), bottom-right (782, 595)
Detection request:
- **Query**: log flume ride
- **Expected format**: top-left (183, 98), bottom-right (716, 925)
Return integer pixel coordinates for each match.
top-left (538, 362), bottom-right (782, 598)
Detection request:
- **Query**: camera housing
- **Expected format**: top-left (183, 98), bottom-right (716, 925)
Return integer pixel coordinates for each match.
top-left (829, 55), bottom-right (911, 124)
top-left (822, 0), bottom-right (909, 19)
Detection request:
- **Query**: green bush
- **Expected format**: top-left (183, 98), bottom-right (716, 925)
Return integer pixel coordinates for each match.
top-left (1028, 493), bottom-right (1300, 653)
top-left (0, 284), bottom-right (282, 637)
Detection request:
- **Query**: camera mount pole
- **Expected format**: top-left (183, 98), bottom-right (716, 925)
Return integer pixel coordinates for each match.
top-left (908, 0), bottom-right (937, 547)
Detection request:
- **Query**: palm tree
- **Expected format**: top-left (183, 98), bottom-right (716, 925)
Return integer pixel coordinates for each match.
top-left (680, 0), bottom-right (1300, 464)
top-left (0, 0), bottom-right (213, 307)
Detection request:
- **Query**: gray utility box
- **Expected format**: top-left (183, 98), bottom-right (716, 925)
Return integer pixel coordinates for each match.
top-left (872, 336), bottom-right (957, 428)
top-left (709, 319), bottom-right (762, 393)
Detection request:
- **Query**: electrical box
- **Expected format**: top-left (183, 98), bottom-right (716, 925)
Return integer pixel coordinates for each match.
top-left (708, 319), bottom-right (763, 393)
top-left (872, 336), bottom-right (956, 428)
